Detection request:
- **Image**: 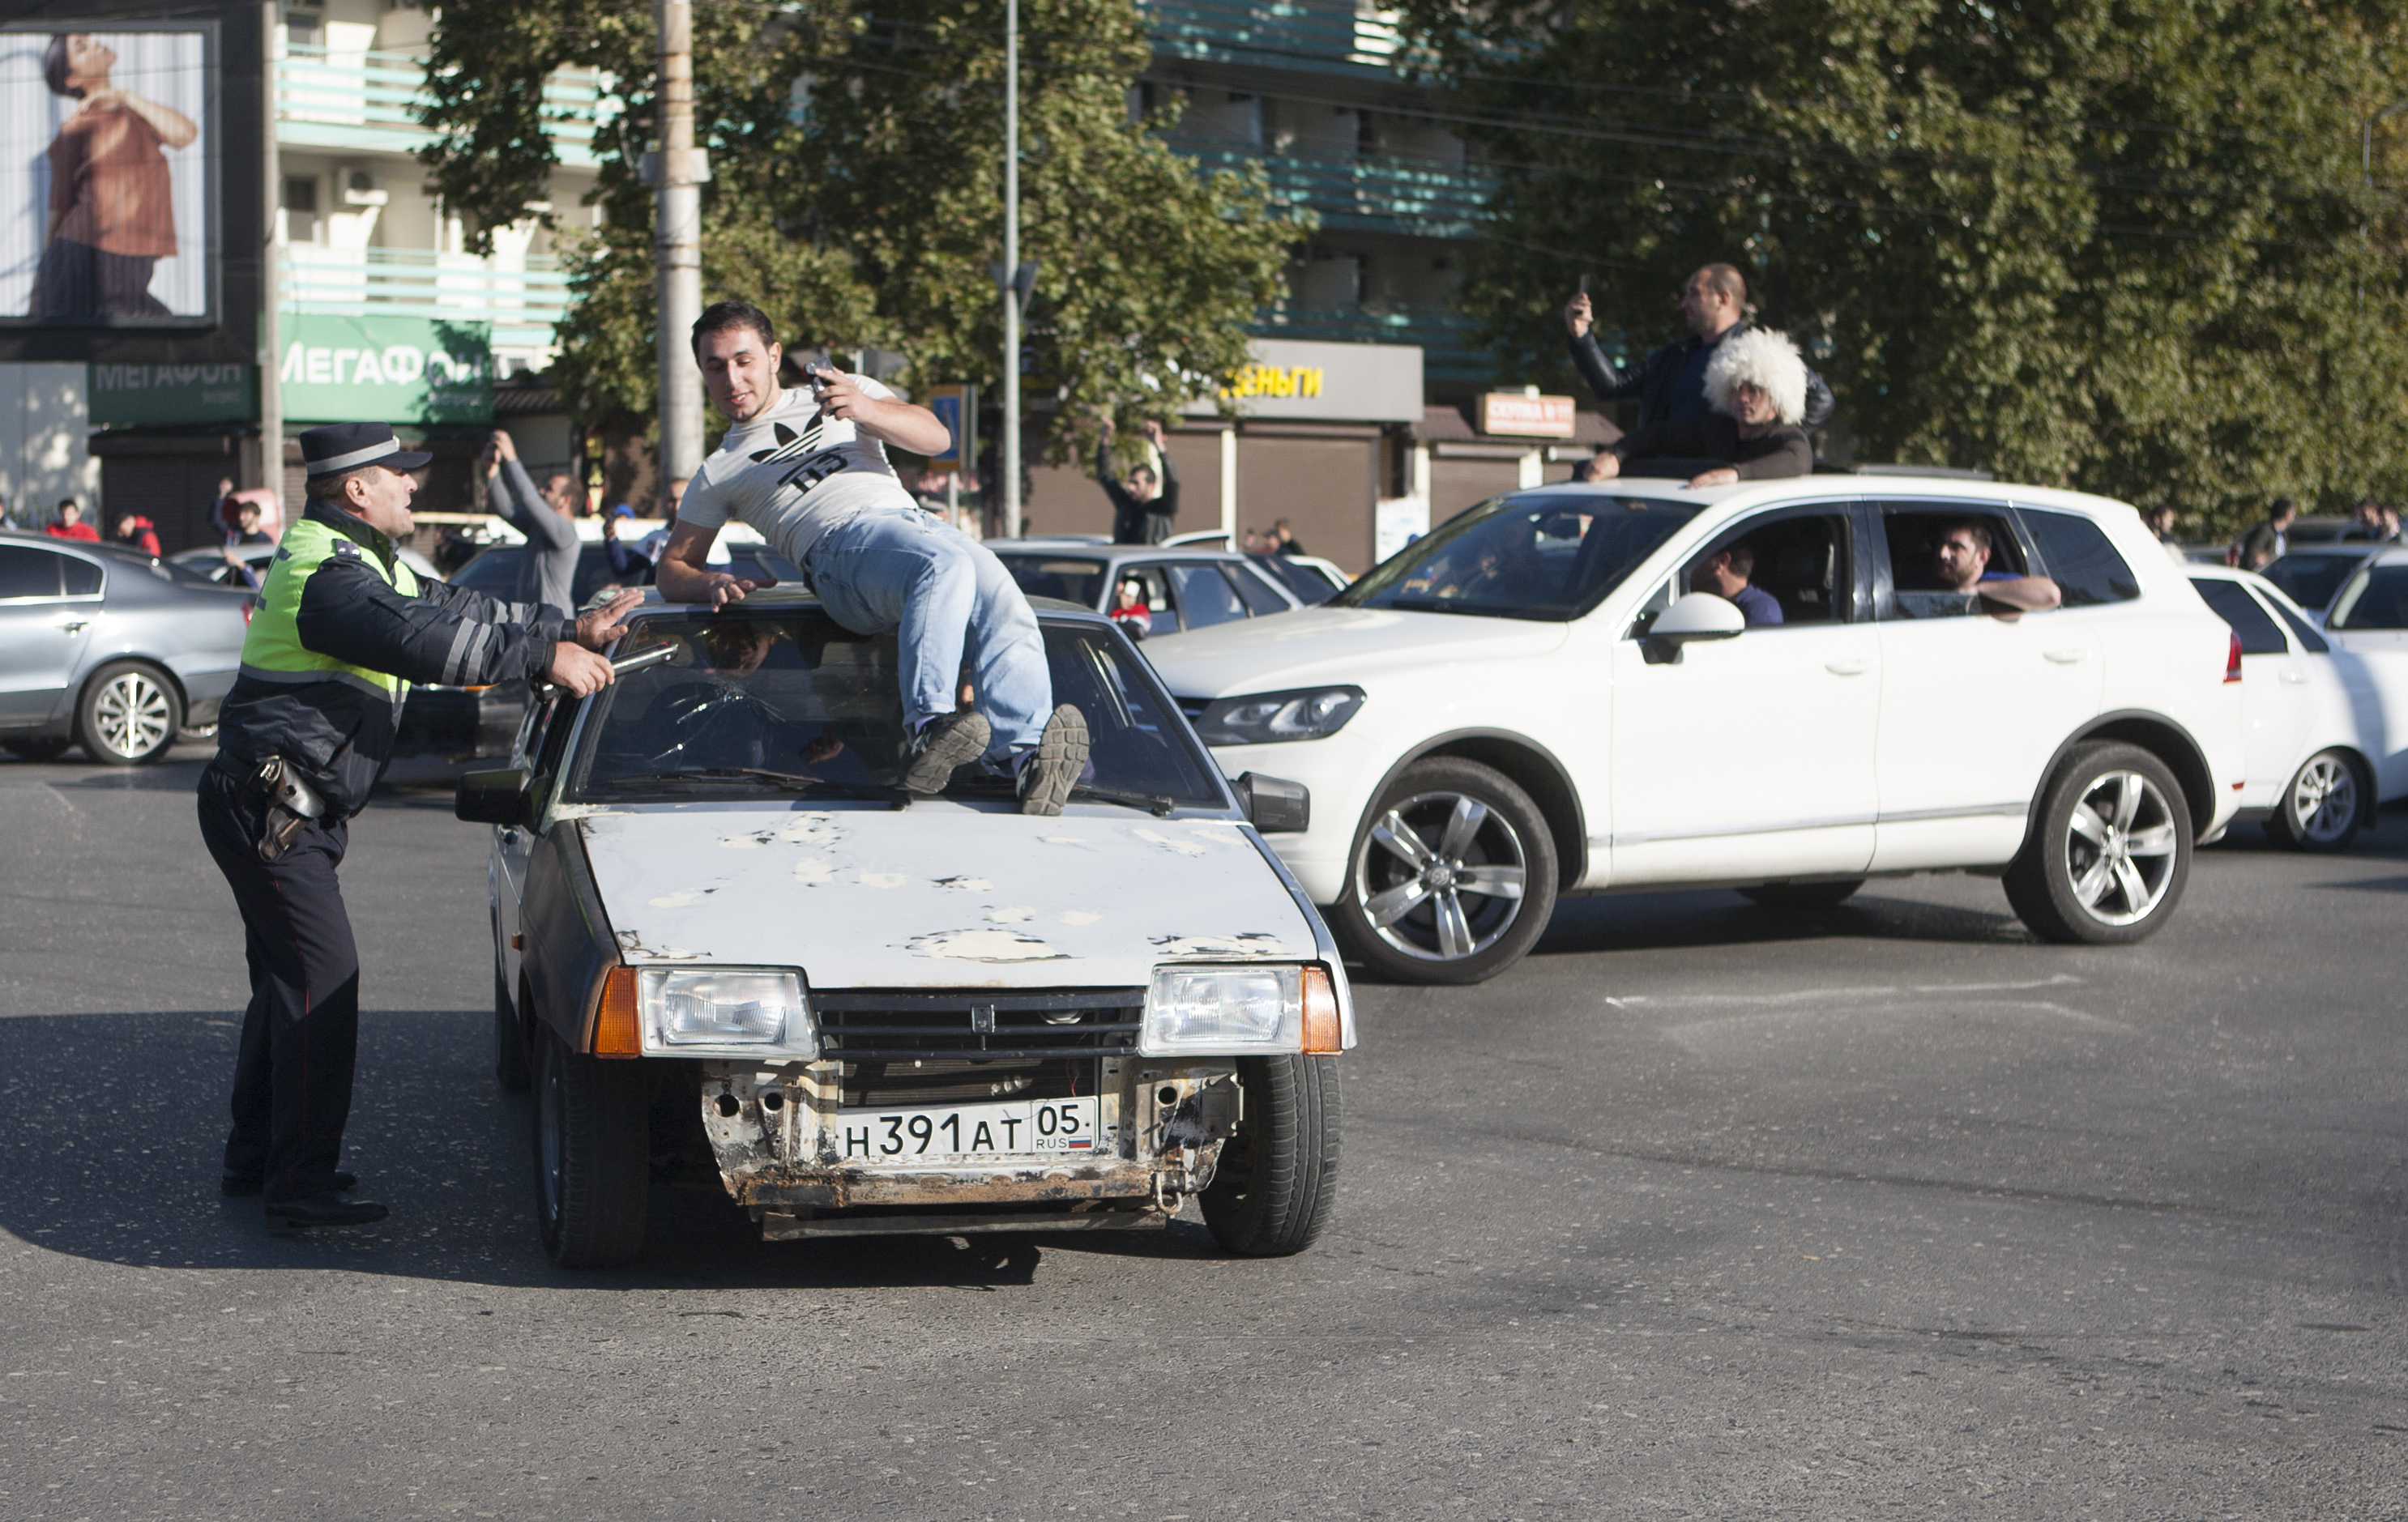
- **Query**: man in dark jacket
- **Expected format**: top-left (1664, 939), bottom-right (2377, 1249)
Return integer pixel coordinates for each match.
top-left (197, 422), bottom-right (634, 1228)
top-left (1564, 264), bottom-right (1834, 434)
top-left (2237, 497), bottom-right (2296, 571)
top-left (481, 428), bottom-right (583, 616)
top-left (1095, 418), bottom-right (1178, 544)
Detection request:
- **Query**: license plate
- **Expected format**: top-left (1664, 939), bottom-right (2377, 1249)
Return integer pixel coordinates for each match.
top-left (836, 1098), bottom-right (1101, 1165)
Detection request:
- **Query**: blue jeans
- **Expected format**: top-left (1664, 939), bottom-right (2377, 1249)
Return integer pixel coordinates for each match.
top-left (805, 506), bottom-right (1052, 757)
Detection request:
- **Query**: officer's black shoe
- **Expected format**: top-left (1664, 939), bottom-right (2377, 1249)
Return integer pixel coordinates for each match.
top-left (223, 1170), bottom-right (355, 1198)
top-left (263, 1195), bottom-right (388, 1228)
top-left (900, 709), bottom-right (991, 794)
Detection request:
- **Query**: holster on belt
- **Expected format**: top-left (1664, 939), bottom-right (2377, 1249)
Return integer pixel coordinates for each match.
top-left (252, 757), bottom-right (327, 863)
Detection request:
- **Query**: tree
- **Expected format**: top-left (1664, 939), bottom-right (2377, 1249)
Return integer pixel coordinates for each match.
top-left (416, 0), bottom-right (1304, 465)
top-left (1398, 0), bottom-right (2408, 532)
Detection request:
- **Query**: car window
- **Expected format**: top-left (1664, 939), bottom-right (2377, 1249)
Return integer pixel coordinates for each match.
top-left (0, 545), bottom-right (62, 599)
top-left (449, 546), bottom-right (523, 596)
top-left (1169, 562), bottom-right (1250, 629)
top-left (2261, 552), bottom-right (2365, 612)
top-left (60, 556), bottom-right (102, 595)
top-left (1680, 510), bottom-right (1851, 628)
top-left (1224, 561), bottom-right (1292, 616)
top-left (563, 611), bottom-right (1222, 808)
top-left (2261, 593), bottom-right (2329, 654)
top-left (1115, 565), bottom-right (1173, 626)
top-left (1880, 506), bottom-right (2029, 619)
top-left (997, 556), bottom-right (1108, 608)
top-left (1250, 553), bottom-right (1340, 605)
top-left (1337, 493), bottom-right (1702, 621)
top-left (2329, 565), bottom-right (2408, 630)
top-left (2021, 509), bottom-right (2138, 606)
top-left (2190, 578), bottom-right (2286, 654)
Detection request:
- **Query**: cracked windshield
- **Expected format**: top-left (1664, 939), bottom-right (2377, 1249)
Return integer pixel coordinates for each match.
top-left (564, 612), bottom-right (1221, 808)
top-left (1337, 493), bottom-right (1702, 621)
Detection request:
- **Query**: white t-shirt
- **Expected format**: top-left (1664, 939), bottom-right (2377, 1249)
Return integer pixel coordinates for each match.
top-left (677, 376), bottom-right (916, 564)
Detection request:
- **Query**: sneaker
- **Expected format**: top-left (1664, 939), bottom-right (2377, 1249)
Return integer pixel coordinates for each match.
top-left (1017, 704), bottom-right (1091, 816)
top-left (900, 709), bottom-right (991, 794)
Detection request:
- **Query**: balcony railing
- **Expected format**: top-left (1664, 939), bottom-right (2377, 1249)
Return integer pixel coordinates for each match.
top-left (1255, 301), bottom-right (1489, 381)
top-left (1171, 139), bottom-right (1490, 237)
top-left (1141, 0), bottom-right (1413, 78)
top-left (277, 45), bottom-right (602, 168)
top-left (280, 246), bottom-right (573, 346)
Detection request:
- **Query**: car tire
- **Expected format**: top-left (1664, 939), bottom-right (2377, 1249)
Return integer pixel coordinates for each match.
top-left (1737, 880), bottom-right (1864, 910)
top-left (1200, 1055), bottom-right (1339, 1258)
top-left (3, 736), bottom-right (70, 761)
top-left (493, 964), bottom-right (531, 1094)
top-left (76, 661), bottom-right (181, 765)
top-left (1329, 757), bottom-right (1559, 985)
top-left (2264, 748), bottom-right (2367, 853)
top-left (532, 1026), bottom-right (649, 1268)
top-left (2004, 741), bottom-right (2191, 944)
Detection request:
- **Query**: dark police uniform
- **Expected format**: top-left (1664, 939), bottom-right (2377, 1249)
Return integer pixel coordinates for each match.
top-left (199, 424), bottom-right (566, 1223)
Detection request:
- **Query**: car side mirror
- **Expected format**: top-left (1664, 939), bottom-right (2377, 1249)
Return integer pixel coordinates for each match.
top-left (456, 767), bottom-right (532, 827)
top-left (1650, 591), bottom-right (1747, 642)
top-left (1233, 771), bottom-right (1310, 833)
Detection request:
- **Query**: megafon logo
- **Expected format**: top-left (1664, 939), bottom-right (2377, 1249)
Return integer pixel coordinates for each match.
top-left (280, 343), bottom-right (486, 387)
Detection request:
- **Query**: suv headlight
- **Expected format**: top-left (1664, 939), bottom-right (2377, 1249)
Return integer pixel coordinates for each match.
top-left (1193, 686), bottom-right (1364, 746)
top-left (1142, 965), bottom-right (1302, 1055)
top-left (638, 968), bottom-right (812, 1055)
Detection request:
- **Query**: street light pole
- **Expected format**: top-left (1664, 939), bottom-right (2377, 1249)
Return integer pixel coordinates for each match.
top-left (1000, 0), bottom-right (1021, 540)
top-left (655, 0), bottom-right (705, 502)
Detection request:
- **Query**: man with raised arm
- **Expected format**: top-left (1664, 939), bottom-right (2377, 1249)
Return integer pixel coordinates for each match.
top-left (651, 301), bottom-right (1090, 815)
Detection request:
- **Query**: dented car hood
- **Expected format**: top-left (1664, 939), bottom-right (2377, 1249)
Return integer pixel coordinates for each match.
top-left (578, 802), bottom-right (1321, 990)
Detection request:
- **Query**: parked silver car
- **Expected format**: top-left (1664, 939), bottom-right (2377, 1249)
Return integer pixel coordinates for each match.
top-left (0, 532), bottom-right (250, 764)
top-left (988, 539), bottom-right (1305, 637)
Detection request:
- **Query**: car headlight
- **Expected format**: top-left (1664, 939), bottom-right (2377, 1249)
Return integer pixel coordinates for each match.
top-left (638, 968), bottom-right (812, 1055)
top-left (1142, 965), bottom-right (1303, 1055)
top-left (1193, 686), bottom-right (1364, 745)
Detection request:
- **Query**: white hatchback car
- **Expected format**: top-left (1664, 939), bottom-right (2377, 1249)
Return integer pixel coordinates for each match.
top-left (1143, 478), bottom-right (2248, 983)
top-left (2188, 566), bottom-right (2403, 851)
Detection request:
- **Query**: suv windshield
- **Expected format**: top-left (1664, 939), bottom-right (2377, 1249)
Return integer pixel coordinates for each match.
top-left (562, 609), bottom-right (1223, 808)
top-left (1334, 493), bottom-right (1702, 620)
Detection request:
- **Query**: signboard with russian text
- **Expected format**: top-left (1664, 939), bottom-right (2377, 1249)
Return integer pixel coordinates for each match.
top-left (1479, 392), bottom-right (1576, 438)
top-left (280, 313), bottom-right (493, 424)
top-left (88, 360), bottom-right (253, 425)
top-left (1183, 338), bottom-right (1422, 424)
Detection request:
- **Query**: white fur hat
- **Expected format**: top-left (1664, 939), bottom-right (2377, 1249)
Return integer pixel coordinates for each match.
top-left (1704, 326), bottom-right (1808, 426)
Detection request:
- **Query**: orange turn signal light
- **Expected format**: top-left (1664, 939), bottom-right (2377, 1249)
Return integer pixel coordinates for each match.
top-left (1302, 966), bottom-right (1342, 1054)
top-left (593, 966), bottom-right (641, 1057)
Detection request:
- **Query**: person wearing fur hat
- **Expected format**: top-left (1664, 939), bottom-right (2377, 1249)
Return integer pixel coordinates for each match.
top-left (1582, 326), bottom-right (1814, 488)
top-left (1564, 264), bottom-right (1834, 432)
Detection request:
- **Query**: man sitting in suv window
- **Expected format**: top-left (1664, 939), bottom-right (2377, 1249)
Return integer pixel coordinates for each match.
top-left (1922, 518), bottom-right (2060, 618)
top-left (1692, 541), bottom-right (1783, 626)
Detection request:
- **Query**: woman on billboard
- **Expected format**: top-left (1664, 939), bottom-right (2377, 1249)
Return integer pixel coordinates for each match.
top-left (29, 33), bottom-right (194, 321)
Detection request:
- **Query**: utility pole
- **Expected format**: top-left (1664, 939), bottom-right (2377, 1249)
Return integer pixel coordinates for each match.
top-left (258, 1), bottom-right (281, 505)
top-left (999, 0), bottom-right (1022, 539)
top-left (653, 0), bottom-right (705, 500)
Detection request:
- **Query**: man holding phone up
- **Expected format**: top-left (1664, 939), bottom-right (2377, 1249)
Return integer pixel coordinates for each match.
top-left (653, 301), bottom-right (1089, 814)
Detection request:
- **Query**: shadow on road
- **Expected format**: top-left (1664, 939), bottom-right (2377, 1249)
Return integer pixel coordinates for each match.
top-left (0, 1006), bottom-right (1206, 1289)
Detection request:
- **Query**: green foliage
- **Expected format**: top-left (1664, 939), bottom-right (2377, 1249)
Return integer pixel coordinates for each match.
top-left (416, 0), bottom-right (1302, 459)
top-left (1398, 0), bottom-right (2408, 533)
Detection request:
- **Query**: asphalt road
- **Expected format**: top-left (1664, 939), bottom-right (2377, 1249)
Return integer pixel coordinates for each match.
top-left (3, 744), bottom-right (2406, 1519)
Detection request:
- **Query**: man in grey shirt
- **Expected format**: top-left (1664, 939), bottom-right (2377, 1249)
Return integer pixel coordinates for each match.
top-left (480, 429), bottom-right (581, 617)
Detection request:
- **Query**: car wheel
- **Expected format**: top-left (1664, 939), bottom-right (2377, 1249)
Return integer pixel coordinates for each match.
top-left (2264, 748), bottom-right (2366, 853)
top-left (3, 736), bottom-right (70, 761)
top-left (2004, 742), bottom-right (2191, 944)
top-left (77, 662), bottom-right (180, 765)
top-left (532, 1026), bottom-right (649, 1268)
top-left (493, 962), bottom-right (531, 1094)
top-left (1330, 757), bottom-right (1559, 985)
top-left (1200, 1055), bottom-right (1339, 1258)
top-left (1737, 880), bottom-right (1864, 910)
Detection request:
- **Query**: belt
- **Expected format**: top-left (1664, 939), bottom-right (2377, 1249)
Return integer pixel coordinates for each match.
top-left (211, 752), bottom-right (331, 820)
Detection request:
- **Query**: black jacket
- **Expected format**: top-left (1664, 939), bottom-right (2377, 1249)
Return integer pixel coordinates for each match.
top-left (1097, 439), bottom-right (1179, 545)
top-left (1609, 416), bottom-right (1815, 481)
top-left (216, 502), bottom-right (565, 816)
top-left (1569, 323), bottom-right (1835, 433)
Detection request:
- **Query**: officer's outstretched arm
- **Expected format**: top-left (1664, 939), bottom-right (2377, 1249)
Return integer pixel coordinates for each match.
top-left (297, 552), bottom-right (560, 687)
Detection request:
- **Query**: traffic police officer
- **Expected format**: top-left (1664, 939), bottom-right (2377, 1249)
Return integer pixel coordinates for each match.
top-left (199, 422), bottom-right (635, 1228)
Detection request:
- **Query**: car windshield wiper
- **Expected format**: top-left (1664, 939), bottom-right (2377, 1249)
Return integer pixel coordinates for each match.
top-left (1067, 784), bottom-right (1178, 816)
top-left (611, 769), bottom-right (905, 803)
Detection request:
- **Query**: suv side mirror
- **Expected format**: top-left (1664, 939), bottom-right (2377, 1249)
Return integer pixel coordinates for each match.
top-left (1650, 591), bottom-right (1747, 642)
top-left (456, 767), bottom-right (532, 827)
top-left (1233, 771), bottom-right (1309, 833)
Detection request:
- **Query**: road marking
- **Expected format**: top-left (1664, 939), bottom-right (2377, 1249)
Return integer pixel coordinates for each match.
top-left (1603, 974), bottom-right (2084, 1009)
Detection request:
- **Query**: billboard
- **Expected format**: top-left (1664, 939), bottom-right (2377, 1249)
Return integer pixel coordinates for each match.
top-left (280, 313), bottom-right (494, 425)
top-left (0, 23), bottom-right (216, 329)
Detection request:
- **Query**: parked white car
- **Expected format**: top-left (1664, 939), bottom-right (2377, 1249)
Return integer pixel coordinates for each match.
top-left (2188, 567), bottom-right (2400, 850)
top-left (1143, 477), bottom-right (2247, 983)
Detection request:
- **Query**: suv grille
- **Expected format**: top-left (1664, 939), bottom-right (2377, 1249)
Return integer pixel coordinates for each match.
top-left (813, 989), bottom-right (1142, 1111)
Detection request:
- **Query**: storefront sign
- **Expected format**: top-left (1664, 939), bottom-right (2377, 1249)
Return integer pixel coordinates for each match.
top-left (279, 313), bottom-right (493, 424)
top-left (88, 363), bottom-right (257, 427)
top-left (1188, 338), bottom-right (1421, 424)
top-left (1479, 392), bottom-right (1576, 437)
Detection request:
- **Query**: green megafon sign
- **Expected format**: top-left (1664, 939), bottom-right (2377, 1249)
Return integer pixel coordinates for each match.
top-left (279, 313), bottom-right (493, 424)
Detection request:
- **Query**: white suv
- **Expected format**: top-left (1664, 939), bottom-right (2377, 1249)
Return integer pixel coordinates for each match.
top-left (1143, 477), bottom-right (2246, 983)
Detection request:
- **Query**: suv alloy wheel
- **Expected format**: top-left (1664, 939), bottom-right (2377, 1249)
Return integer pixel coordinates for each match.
top-left (1330, 756), bottom-right (1559, 984)
top-left (2004, 741), bottom-right (2192, 944)
top-left (2265, 748), bottom-right (2366, 852)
